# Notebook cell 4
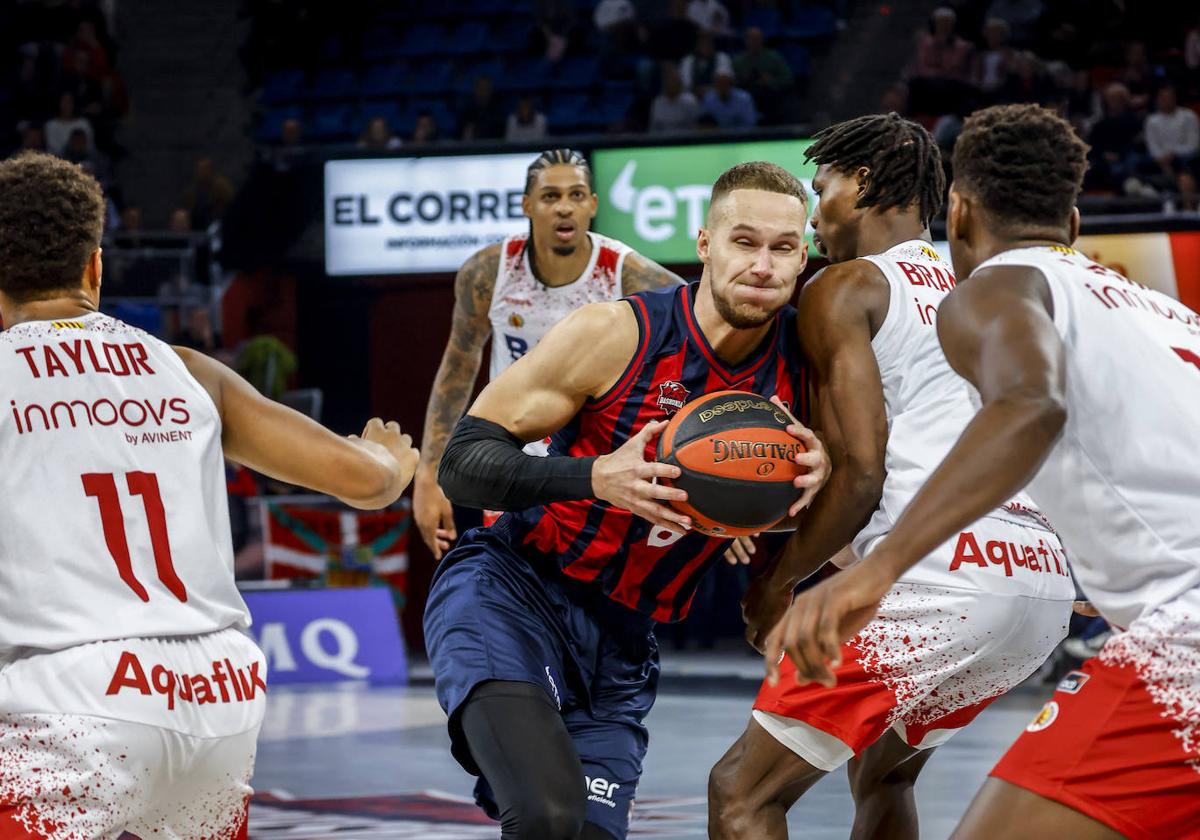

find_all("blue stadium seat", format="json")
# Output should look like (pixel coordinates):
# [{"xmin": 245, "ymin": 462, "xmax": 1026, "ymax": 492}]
[
  {"xmin": 362, "ymin": 63, "xmax": 409, "ymax": 99},
  {"xmin": 256, "ymin": 105, "xmax": 304, "ymax": 142},
  {"xmin": 779, "ymin": 43, "xmax": 811, "ymax": 76},
  {"xmin": 407, "ymin": 61, "xmax": 454, "ymax": 95},
  {"xmin": 493, "ymin": 19, "xmax": 535, "ymax": 53},
  {"xmin": 598, "ymin": 92, "xmax": 634, "ymax": 125},
  {"xmin": 454, "ymin": 60, "xmax": 505, "ymax": 94},
  {"xmin": 261, "ymin": 69, "xmax": 305, "ymax": 105},
  {"xmin": 785, "ymin": 7, "xmax": 837, "ymax": 40},
  {"xmin": 308, "ymin": 104, "xmax": 355, "ymax": 140},
  {"xmin": 549, "ymin": 56, "xmax": 600, "ymax": 90},
  {"xmin": 547, "ymin": 94, "xmax": 591, "ymax": 134},
  {"xmin": 445, "ymin": 21, "xmax": 490, "ymax": 55},
  {"xmin": 743, "ymin": 6, "xmax": 782, "ymax": 38},
  {"xmin": 401, "ymin": 23, "xmax": 447, "ymax": 58},
  {"xmin": 306, "ymin": 68, "xmax": 359, "ymax": 102},
  {"xmin": 498, "ymin": 57, "xmax": 552, "ymax": 93},
  {"xmin": 362, "ymin": 26, "xmax": 404, "ymax": 61}
]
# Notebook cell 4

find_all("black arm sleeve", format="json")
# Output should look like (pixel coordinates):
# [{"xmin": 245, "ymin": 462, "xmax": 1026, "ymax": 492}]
[{"xmin": 437, "ymin": 415, "xmax": 597, "ymax": 511}]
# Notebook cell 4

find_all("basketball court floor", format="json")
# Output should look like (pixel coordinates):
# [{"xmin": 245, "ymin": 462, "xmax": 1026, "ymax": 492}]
[{"xmin": 249, "ymin": 650, "xmax": 1051, "ymax": 838}]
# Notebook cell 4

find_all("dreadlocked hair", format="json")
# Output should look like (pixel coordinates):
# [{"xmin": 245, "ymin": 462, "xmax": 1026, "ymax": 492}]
[
  {"xmin": 952, "ymin": 104, "xmax": 1088, "ymax": 232},
  {"xmin": 805, "ymin": 112, "xmax": 945, "ymax": 227},
  {"xmin": 524, "ymin": 148, "xmax": 592, "ymax": 195}
]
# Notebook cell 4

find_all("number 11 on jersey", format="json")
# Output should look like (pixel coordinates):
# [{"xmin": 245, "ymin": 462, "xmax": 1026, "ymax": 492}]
[{"xmin": 82, "ymin": 471, "xmax": 187, "ymax": 603}]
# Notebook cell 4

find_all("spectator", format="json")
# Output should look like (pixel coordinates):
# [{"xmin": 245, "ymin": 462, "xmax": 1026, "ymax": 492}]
[
  {"xmin": 410, "ymin": 112, "xmax": 440, "ymax": 148},
  {"xmin": 680, "ymin": 30, "xmax": 733, "ymax": 96},
  {"xmin": 536, "ymin": 0, "xmax": 574, "ymax": 62},
  {"xmin": 169, "ymin": 208, "xmax": 194, "ymax": 234},
  {"xmin": 61, "ymin": 127, "xmax": 111, "ymax": 185},
  {"xmin": 908, "ymin": 7, "xmax": 973, "ymax": 116},
  {"xmin": 999, "ymin": 51, "xmax": 1053, "ymax": 106},
  {"xmin": 973, "ymin": 18, "xmax": 1016, "ymax": 98},
  {"xmin": 644, "ymin": 0, "xmax": 700, "ymax": 64},
  {"xmin": 880, "ymin": 82, "xmax": 909, "ymax": 115},
  {"xmin": 1086, "ymin": 83, "xmax": 1147, "ymax": 194},
  {"xmin": 687, "ymin": 0, "xmax": 732, "ymax": 36},
  {"xmin": 1145, "ymin": 86, "xmax": 1199, "ymax": 191},
  {"xmin": 357, "ymin": 115, "xmax": 401, "ymax": 150},
  {"xmin": 506, "ymin": 96, "xmax": 548, "ymax": 142},
  {"xmin": 62, "ymin": 20, "xmax": 111, "ymax": 79},
  {"xmin": 649, "ymin": 65, "xmax": 700, "ymax": 133},
  {"xmin": 701, "ymin": 70, "xmax": 758, "ymax": 129},
  {"xmin": 459, "ymin": 76, "xmax": 507, "ymax": 141},
  {"xmin": 180, "ymin": 157, "xmax": 235, "ymax": 229},
  {"xmin": 593, "ymin": 0, "xmax": 635, "ymax": 33},
  {"xmin": 1187, "ymin": 15, "xmax": 1200, "ymax": 98},
  {"xmin": 281, "ymin": 118, "xmax": 303, "ymax": 147},
  {"xmin": 120, "ymin": 205, "xmax": 143, "ymax": 234},
  {"xmin": 1119, "ymin": 41, "xmax": 1157, "ymax": 104},
  {"xmin": 1063, "ymin": 67, "xmax": 1101, "ymax": 135},
  {"xmin": 912, "ymin": 7, "xmax": 972, "ymax": 83},
  {"xmin": 733, "ymin": 26, "xmax": 793, "ymax": 122},
  {"xmin": 985, "ymin": 0, "xmax": 1043, "ymax": 45},
  {"xmin": 44, "ymin": 93, "xmax": 94, "ymax": 157},
  {"xmin": 19, "ymin": 124, "xmax": 47, "ymax": 152}
]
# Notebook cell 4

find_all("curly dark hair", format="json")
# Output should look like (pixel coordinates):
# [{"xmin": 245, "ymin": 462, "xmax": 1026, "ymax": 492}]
[
  {"xmin": 0, "ymin": 152, "xmax": 105, "ymax": 302},
  {"xmin": 804, "ymin": 112, "xmax": 944, "ymax": 228},
  {"xmin": 952, "ymin": 104, "xmax": 1089, "ymax": 232}
]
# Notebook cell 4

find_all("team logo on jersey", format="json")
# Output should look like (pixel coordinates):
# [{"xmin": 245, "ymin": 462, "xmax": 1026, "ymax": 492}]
[
  {"xmin": 919, "ymin": 245, "xmax": 941, "ymax": 261},
  {"xmin": 508, "ymin": 313, "xmax": 525, "ymax": 328},
  {"xmin": 50, "ymin": 320, "xmax": 87, "ymax": 329},
  {"xmin": 1056, "ymin": 671, "xmax": 1090, "ymax": 695},
  {"xmin": 1026, "ymin": 701, "xmax": 1059, "ymax": 732},
  {"xmin": 656, "ymin": 381, "xmax": 690, "ymax": 414}
]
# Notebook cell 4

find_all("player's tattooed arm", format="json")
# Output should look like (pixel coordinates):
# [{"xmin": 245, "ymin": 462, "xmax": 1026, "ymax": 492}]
[
  {"xmin": 620, "ymin": 251, "xmax": 685, "ymax": 294},
  {"xmin": 175, "ymin": 347, "xmax": 418, "ymax": 509},
  {"xmin": 414, "ymin": 244, "xmax": 499, "ymax": 558}
]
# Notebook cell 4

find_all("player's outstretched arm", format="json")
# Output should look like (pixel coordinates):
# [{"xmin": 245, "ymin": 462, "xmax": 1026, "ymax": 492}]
[
  {"xmin": 742, "ymin": 263, "xmax": 889, "ymax": 651},
  {"xmin": 438, "ymin": 301, "xmax": 693, "ymax": 531},
  {"xmin": 414, "ymin": 245, "xmax": 499, "ymax": 558},
  {"xmin": 176, "ymin": 347, "xmax": 418, "ymax": 510},
  {"xmin": 764, "ymin": 264, "xmax": 1068, "ymax": 687},
  {"xmin": 620, "ymin": 251, "xmax": 685, "ymax": 294}
]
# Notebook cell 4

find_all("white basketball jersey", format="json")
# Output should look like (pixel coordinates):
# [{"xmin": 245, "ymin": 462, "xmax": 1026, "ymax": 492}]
[
  {"xmin": 971, "ymin": 245, "xmax": 1200, "ymax": 627},
  {"xmin": 488, "ymin": 230, "xmax": 629, "ymax": 381},
  {"xmin": 854, "ymin": 241, "xmax": 1073, "ymax": 599},
  {"xmin": 0, "ymin": 314, "xmax": 249, "ymax": 662}
]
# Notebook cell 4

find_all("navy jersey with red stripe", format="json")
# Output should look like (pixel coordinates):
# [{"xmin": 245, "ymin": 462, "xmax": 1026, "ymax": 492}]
[{"xmin": 505, "ymin": 282, "xmax": 808, "ymax": 623}]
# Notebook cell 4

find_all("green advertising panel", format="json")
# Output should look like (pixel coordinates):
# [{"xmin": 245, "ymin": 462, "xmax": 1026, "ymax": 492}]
[{"xmin": 592, "ymin": 139, "xmax": 817, "ymax": 263}]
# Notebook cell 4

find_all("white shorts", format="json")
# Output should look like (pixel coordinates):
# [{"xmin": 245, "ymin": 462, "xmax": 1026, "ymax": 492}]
[
  {"xmin": 754, "ymin": 582, "xmax": 1073, "ymax": 770},
  {"xmin": 0, "ymin": 627, "xmax": 265, "ymax": 839}
]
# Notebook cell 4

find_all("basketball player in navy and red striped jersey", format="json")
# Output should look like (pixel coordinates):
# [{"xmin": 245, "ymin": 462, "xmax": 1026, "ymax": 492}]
[
  {"xmin": 413, "ymin": 149, "xmax": 682, "ymax": 561},
  {"xmin": 424, "ymin": 162, "xmax": 829, "ymax": 840}
]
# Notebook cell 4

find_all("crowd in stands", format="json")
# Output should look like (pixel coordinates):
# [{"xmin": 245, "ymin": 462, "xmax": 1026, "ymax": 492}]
[
  {"xmin": 894, "ymin": 2, "xmax": 1200, "ymax": 209},
  {"xmin": 249, "ymin": 0, "xmax": 836, "ymax": 148},
  {"xmin": 2, "ymin": 1, "xmax": 126, "ymax": 216}
]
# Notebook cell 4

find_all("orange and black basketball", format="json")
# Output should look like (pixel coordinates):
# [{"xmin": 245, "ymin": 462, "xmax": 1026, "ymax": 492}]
[{"xmin": 656, "ymin": 390, "xmax": 806, "ymax": 538}]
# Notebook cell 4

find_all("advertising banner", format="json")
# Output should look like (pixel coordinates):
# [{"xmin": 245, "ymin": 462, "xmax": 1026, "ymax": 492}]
[
  {"xmin": 592, "ymin": 139, "xmax": 817, "ymax": 263},
  {"xmin": 325, "ymin": 153, "xmax": 534, "ymax": 275},
  {"xmin": 243, "ymin": 587, "xmax": 407, "ymax": 685}
]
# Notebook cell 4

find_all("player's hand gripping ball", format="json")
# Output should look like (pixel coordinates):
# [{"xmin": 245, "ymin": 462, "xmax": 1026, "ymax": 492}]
[{"xmin": 655, "ymin": 390, "xmax": 807, "ymax": 537}]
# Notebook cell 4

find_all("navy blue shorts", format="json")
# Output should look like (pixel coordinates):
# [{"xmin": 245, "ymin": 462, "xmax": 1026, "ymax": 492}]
[{"xmin": 423, "ymin": 521, "xmax": 660, "ymax": 840}]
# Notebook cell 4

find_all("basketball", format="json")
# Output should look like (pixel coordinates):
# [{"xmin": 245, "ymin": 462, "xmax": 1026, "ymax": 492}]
[{"xmin": 656, "ymin": 390, "xmax": 807, "ymax": 537}]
